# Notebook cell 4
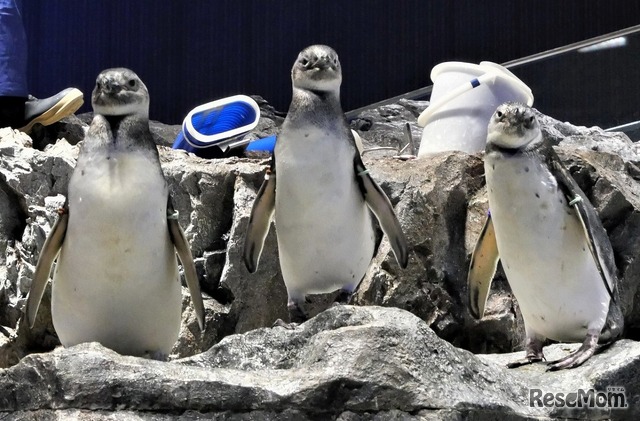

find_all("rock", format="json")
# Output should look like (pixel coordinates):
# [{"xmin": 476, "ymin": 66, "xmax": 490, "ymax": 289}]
[
  {"xmin": 353, "ymin": 152, "xmax": 491, "ymax": 350},
  {"xmin": 246, "ymin": 95, "xmax": 285, "ymax": 141},
  {"xmin": 350, "ymin": 99, "xmax": 427, "ymax": 154},
  {"xmin": 1, "ymin": 306, "xmax": 637, "ymax": 420},
  {"xmin": 2, "ymin": 95, "xmax": 640, "ymax": 418},
  {"xmin": 535, "ymin": 109, "xmax": 640, "ymax": 164},
  {"xmin": 27, "ymin": 114, "xmax": 87, "ymax": 150},
  {"xmin": 150, "ymin": 120, "xmax": 182, "ymax": 148}
]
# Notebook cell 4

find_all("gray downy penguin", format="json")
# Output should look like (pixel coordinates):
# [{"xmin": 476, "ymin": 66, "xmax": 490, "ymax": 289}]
[
  {"xmin": 468, "ymin": 102, "xmax": 623, "ymax": 370},
  {"xmin": 26, "ymin": 68, "xmax": 205, "ymax": 359},
  {"xmin": 244, "ymin": 45, "xmax": 408, "ymax": 323}
]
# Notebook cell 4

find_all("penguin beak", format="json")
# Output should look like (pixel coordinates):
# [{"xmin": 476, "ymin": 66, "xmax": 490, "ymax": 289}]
[
  {"xmin": 99, "ymin": 78, "xmax": 122, "ymax": 95},
  {"xmin": 311, "ymin": 55, "xmax": 338, "ymax": 71},
  {"xmin": 314, "ymin": 56, "xmax": 331, "ymax": 69}
]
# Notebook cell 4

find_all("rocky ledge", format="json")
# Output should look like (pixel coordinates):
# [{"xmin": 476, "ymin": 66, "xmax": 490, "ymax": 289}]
[
  {"xmin": 1, "ymin": 305, "xmax": 639, "ymax": 420},
  {"xmin": 1, "ymin": 96, "xmax": 640, "ymax": 419}
]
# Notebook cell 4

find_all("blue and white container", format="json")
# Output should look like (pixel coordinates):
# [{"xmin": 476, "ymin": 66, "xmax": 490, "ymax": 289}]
[{"xmin": 173, "ymin": 94, "xmax": 260, "ymax": 154}]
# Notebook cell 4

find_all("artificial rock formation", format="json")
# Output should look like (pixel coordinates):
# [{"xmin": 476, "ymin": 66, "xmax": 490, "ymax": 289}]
[
  {"xmin": 1, "ymin": 96, "xmax": 640, "ymax": 419},
  {"xmin": 1, "ymin": 305, "xmax": 639, "ymax": 420}
]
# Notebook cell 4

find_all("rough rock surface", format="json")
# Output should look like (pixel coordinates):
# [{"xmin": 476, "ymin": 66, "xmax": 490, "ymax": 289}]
[
  {"xmin": 1, "ymin": 96, "xmax": 640, "ymax": 418},
  {"xmin": 1, "ymin": 305, "xmax": 638, "ymax": 420}
]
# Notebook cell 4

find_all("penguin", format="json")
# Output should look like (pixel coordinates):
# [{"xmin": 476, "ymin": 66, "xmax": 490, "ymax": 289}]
[
  {"xmin": 468, "ymin": 102, "xmax": 623, "ymax": 370},
  {"xmin": 26, "ymin": 68, "xmax": 205, "ymax": 359},
  {"xmin": 243, "ymin": 45, "xmax": 408, "ymax": 323}
]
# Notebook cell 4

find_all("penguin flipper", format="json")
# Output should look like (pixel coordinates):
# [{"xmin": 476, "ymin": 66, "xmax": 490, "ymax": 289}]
[
  {"xmin": 354, "ymin": 157, "xmax": 408, "ymax": 268},
  {"xmin": 467, "ymin": 213, "xmax": 500, "ymax": 319},
  {"xmin": 243, "ymin": 169, "xmax": 276, "ymax": 273},
  {"xmin": 546, "ymin": 150, "xmax": 617, "ymax": 302},
  {"xmin": 571, "ymin": 201, "xmax": 616, "ymax": 301},
  {"xmin": 27, "ymin": 206, "xmax": 69, "ymax": 328},
  {"xmin": 167, "ymin": 199, "xmax": 205, "ymax": 331}
]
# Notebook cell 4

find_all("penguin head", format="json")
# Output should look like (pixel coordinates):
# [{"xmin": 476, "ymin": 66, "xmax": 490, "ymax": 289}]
[
  {"xmin": 92, "ymin": 68, "xmax": 149, "ymax": 118},
  {"xmin": 487, "ymin": 102, "xmax": 541, "ymax": 150},
  {"xmin": 291, "ymin": 45, "xmax": 342, "ymax": 93}
]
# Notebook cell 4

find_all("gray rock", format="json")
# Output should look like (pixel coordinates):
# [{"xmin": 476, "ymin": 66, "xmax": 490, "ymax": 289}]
[
  {"xmin": 27, "ymin": 114, "xmax": 87, "ymax": 150},
  {"xmin": 150, "ymin": 120, "xmax": 182, "ymax": 148},
  {"xmin": 246, "ymin": 95, "xmax": 285, "ymax": 141},
  {"xmin": 351, "ymin": 99, "xmax": 427, "ymax": 153},
  {"xmin": 218, "ymin": 174, "xmax": 288, "ymax": 332},
  {"xmin": 1, "ymin": 305, "xmax": 637, "ymax": 420},
  {"xmin": 353, "ymin": 152, "xmax": 489, "ymax": 350},
  {"xmin": 2, "ymin": 96, "xmax": 640, "ymax": 419}
]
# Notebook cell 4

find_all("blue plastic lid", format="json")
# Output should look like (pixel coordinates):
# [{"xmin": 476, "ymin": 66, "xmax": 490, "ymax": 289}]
[{"xmin": 245, "ymin": 135, "xmax": 277, "ymax": 152}]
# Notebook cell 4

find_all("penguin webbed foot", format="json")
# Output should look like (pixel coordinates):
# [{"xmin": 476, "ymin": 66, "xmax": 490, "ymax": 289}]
[
  {"xmin": 506, "ymin": 354, "xmax": 545, "ymax": 369},
  {"xmin": 144, "ymin": 350, "xmax": 169, "ymax": 361},
  {"xmin": 288, "ymin": 300, "xmax": 309, "ymax": 324},
  {"xmin": 271, "ymin": 298, "xmax": 308, "ymax": 329},
  {"xmin": 272, "ymin": 318, "xmax": 298, "ymax": 330},
  {"xmin": 546, "ymin": 331, "xmax": 599, "ymax": 371},
  {"xmin": 507, "ymin": 336, "xmax": 545, "ymax": 368}
]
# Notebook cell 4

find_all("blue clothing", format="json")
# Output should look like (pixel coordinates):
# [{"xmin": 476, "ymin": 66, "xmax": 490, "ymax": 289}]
[{"xmin": 0, "ymin": 0, "xmax": 27, "ymax": 97}]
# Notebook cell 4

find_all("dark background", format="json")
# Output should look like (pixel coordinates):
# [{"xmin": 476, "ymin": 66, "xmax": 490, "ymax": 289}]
[{"xmin": 21, "ymin": 1, "xmax": 640, "ymax": 128}]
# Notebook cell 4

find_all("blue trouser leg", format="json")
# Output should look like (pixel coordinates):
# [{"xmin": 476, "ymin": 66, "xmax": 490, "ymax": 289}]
[{"xmin": 0, "ymin": 0, "xmax": 27, "ymax": 97}]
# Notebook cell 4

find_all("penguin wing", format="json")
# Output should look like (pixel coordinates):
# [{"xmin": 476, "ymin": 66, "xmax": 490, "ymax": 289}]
[
  {"xmin": 243, "ymin": 167, "xmax": 276, "ymax": 273},
  {"xmin": 354, "ymin": 156, "xmax": 409, "ymax": 268},
  {"xmin": 26, "ymin": 206, "xmax": 69, "ymax": 328},
  {"xmin": 351, "ymin": 129, "xmax": 364, "ymax": 155},
  {"xmin": 467, "ymin": 213, "xmax": 500, "ymax": 319},
  {"xmin": 167, "ymin": 198, "xmax": 205, "ymax": 331},
  {"xmin": 546, "ymin": 148, "xmax": 618, "ymax": 301}
]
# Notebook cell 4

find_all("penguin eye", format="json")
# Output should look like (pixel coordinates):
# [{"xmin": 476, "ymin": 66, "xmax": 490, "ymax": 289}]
[
  {"xmin": 528, "ymin": 116, "xmax": 535, "ymax": 124},
  {"xmin": 96, "ymin": 82, "xmax": 102, "ymax": 90},
  {"xmin": 128, "ymin": 79, "xmax": 137, "ymax": 88},
  {"xmin": 496, "ymin": 111, "xmax": 503, "ymax": 118},
  {"xmin": 300, "ymin": 58, "xmax": 309, "ymax": 67}
]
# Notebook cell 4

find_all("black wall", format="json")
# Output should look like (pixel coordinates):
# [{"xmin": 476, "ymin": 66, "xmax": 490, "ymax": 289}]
[{"xmin": 22, "ymin": 1, "xmax": 640, "ymax": 125}]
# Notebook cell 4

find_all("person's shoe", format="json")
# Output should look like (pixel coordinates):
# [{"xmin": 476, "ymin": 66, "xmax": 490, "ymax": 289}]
[{"xmin": 19, "ymin": 87, "xmax": 84, "ymax": 133}]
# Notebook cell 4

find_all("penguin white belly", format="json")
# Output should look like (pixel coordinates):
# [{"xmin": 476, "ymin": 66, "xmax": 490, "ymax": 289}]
[
  {"xmin": 52, "ymin": 151, "xmax": 182, "ymax": 356},
  {"xmin": 485, "ymin": 154, "xmax": 610, "ymax": 342},
  {"xmin": 275, "ymin": 128, "xmax": 375, "ymax": 296}
]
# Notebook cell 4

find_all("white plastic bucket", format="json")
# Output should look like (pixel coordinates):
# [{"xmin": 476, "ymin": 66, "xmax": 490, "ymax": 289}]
[{"xmin": 417, "ymin": 61, "xmax": 534, "ymax": 156}]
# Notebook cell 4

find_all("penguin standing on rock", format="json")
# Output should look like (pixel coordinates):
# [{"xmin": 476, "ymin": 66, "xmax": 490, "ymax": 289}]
[
  {"xmin": 244, "ymin": 45, "xmax": 408, "ymax": 323},
  {"xmin": 26, "ymin": 68, "xmax": 205, "ymax": 359},
  {"xmin": 468, "ymin": 102, "xmax": 623, "ymax": 370}
]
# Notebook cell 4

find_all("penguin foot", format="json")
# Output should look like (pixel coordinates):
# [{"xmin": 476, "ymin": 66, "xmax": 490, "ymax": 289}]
[
  {"xmin": 546, "ymin": 331, "xmax": 599, "ymax": 371},
  {"xmin": 506, "ymin": 355, "xmax": 545, "ymax": 369},
  {"xmin": 288, "ymin": 300, "xmax": 309, "ymax": 324},
  {"xmin": 144, "ymin": 350, "xmax": 169, "ymax": 361},
  {"xmin": 272, "ymin": 319, "xmax": 299, "ymax": 330},
  {"xmin": 334, "ymin": 288, "xmax": 353, "ymax": 304},
  {"xmin": 507, "ymin": 334, "xmax": 545, "ymax": 368}
]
